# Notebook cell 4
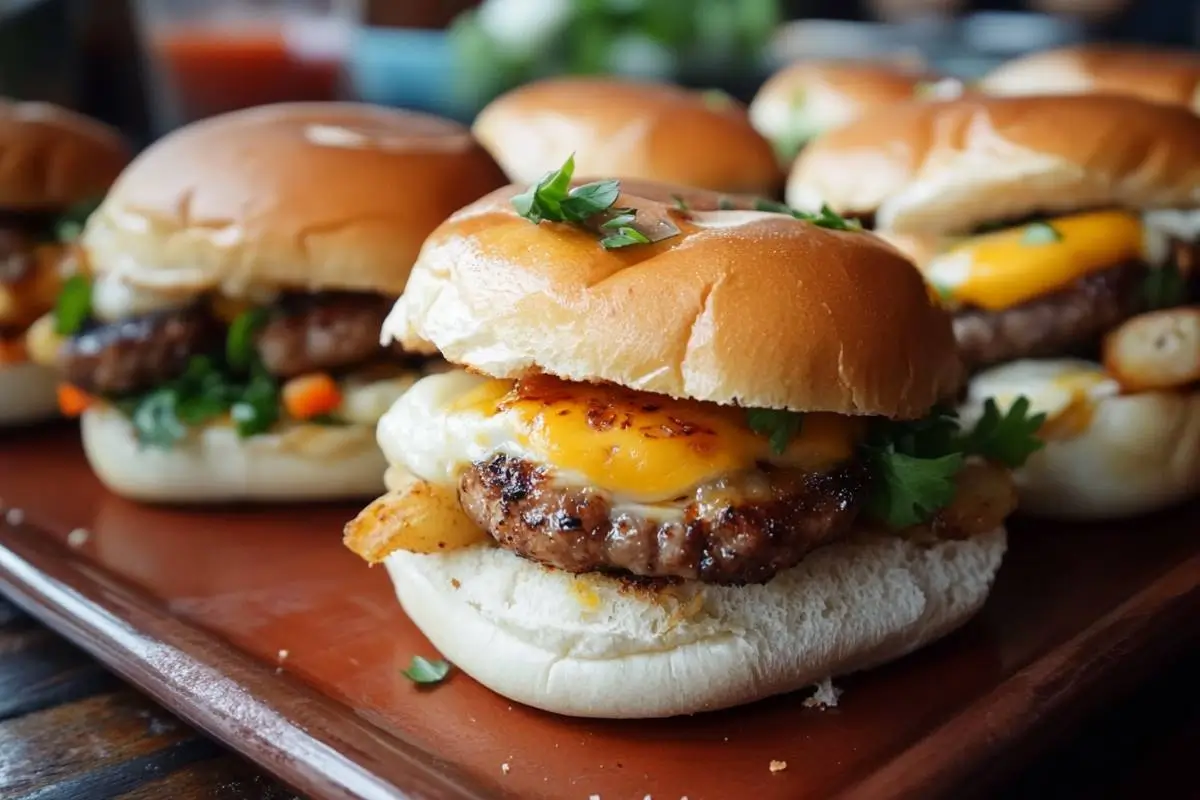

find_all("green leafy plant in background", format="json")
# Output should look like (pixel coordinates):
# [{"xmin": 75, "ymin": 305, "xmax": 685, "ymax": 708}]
[{"xmin": 449, "ymin": 0, "xmax": 781, "ymax": 110}]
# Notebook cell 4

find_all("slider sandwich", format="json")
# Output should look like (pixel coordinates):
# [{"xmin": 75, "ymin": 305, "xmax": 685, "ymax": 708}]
[
  {"xmin": 981, "ymin": 44, "xmax": 1200, "ymax": 113},
  {"xmin": 472, "ymin": 78, "xmax": 782, "ymax": 197},
  {"xmin": 788, "ymin": 95, "xmax": 1200, "ymax": 518},
  {"xmin": 344, "ymin": 155, "xmax": 1041, "ymax": 718},
  {"xmin": 0, "ymin": 100, "xmax": 129, "ymax": 425},
  {"xmin": 28, "ymin": 103, "xmax": 507, "ymax": 502},
  {"xmin": 749, "ymin": 60, "xmax": 963, "ymax": 165}
]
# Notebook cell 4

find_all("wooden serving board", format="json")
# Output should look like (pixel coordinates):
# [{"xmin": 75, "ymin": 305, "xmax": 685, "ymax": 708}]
[{"xmin": 0, "ymin": 423, "xmax": 1196, "ymax": 800}]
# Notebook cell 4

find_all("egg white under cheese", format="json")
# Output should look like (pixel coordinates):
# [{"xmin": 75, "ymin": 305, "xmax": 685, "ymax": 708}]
[
  {"xmin": 378, "ymin": 370, "xmax": 865, "ymax": 507},
  {"xmin": 961, "ymin": 358, "xmax": 1121, "ymax": 440}
]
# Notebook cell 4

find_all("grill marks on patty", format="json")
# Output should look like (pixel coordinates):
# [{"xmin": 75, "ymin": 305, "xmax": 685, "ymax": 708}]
[
  {"xmin": 459, "ymin": 454, "xmax": 869, "ymax": 585},
  {"xmin": 61, "ymin": 291, "xmax": 397, "ymax": 395},
  {"xmin": 954, "ymin": 261, "xmax": 1146, "ymax": 370}
]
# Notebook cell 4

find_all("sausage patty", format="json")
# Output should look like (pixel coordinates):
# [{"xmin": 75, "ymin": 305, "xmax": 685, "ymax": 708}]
[
  {"xmin": 61, "ymin": 306, "xmax": 222, "ymax": 394},
  {"xmin": 61, "ymin": 292, "xmax": 397, "ymax": 395},
  {"xmin": 458, "ymin": 454, "xmax": 869, "ymax": 585},
  {"xmin": 954, "ymin": 261, "xmax": 1144, "ymax": 370},
  {"xmin": 254, "ymin": 292, "xmax": 393, "ymax": 379}
]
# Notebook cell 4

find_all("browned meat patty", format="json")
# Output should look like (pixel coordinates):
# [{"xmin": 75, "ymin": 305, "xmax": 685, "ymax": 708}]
[
  {"xmin": 954, "ymin": 261, "xmax": 1144, "ymax": 370},
  {"xmin": 458, "ymin": 454, "xmax": 869, "ymax": 585},
  {"xmin": 253, "ymin": 292, "xmax": 393, "ymax": 379},
  {"xmin": 61, "ymin": 306, "xmax": 223, "ymax": 395}
]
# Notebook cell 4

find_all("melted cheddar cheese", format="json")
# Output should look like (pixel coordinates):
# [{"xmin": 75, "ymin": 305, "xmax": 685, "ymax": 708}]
[{"xmin": 926, "ymin": 211, "xmax": 1144, "ymax": 311}]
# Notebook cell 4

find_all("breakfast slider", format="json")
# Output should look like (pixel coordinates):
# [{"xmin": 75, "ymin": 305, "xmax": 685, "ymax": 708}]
[
  {"xmin": 28, "ymin": 103, "xmax": 507, "ymax": 503},
  {"xmin": 472, "ymin": 77, "xmax": 781, "ymax": 196},
  {"xmin": 749, "ymin": 60, "xmax": 963, "ymax": 165},
  {"xmin": 788, "ymin": 95, "xmax": 1200, "ymax": 518},
  {"xmin": 344, "ymin": 157, "xmax": 1041, "ymax": 718},
  {"xmin": 0, "ymin": 100, "xmax": 129, "ymax": 425},
  {"xmin": 980, "ymin": 44, "xmax": 1200, "ymax": 112}
]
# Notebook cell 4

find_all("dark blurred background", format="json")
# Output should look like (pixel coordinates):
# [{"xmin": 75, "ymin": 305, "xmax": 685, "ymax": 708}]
[{"xmin": 2, "ymin": 0, "xmax": 1195, "ymax": 147}]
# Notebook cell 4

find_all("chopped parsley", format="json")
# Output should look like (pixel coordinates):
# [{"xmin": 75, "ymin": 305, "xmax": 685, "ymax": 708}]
[
  {"xmin": 751, "ymin": 198, "xmax": 863, "ymax": 231},
  {"xmin": 1142, "ymin": 263, "xmax": 1188, "ymax": 311},
  {"xmin": 54, "ymin": 274, "xmax": 92, "ymax": 335},
  {"xmin": 402, "ymin": 655, "xmax": 451, "ymax": 685},
  {"xmin": 746, "ymin": 408, "xmax": 804, "ymax": 455},
  {"xmin": 860, "ymin": 400, "xmax": 1045, "ymax": 528},
  {"xmin": 512, "ymin": 154, "xmax": 673, "ymax": 249},
  {"xmin": 1020, "ymin": 221, "xmax": 1063, "ymax": 245}
]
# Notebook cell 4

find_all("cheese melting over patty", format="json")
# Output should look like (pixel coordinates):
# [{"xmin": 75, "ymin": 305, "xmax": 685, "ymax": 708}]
[{"xmin": 377, "ymin": 370, "xmax": 864, "ymax": 505}]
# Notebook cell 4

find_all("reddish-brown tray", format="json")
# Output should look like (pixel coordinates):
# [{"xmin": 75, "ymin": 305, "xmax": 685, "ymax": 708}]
[{"xmin": 0, "ymin": 423, "xmax": 1197, "ymax": 800}]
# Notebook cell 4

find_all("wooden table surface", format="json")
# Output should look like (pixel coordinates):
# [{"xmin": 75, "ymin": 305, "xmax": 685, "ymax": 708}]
[{"xmin": 0, "ymin": 591, "xmax": 1194, "ymax": 800}]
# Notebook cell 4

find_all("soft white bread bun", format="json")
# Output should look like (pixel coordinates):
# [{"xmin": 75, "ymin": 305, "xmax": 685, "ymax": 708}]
[
  {"xmin": 981, "ymin": 45, "xmax": 1200, "ymax": 113},
  {"xmin": 80, "ymin": 406, "xmax": 386, "ymax": 503},
  {"xmin": 386, "ymin": 527, "xmax": 1006, "ymax": 718},
  {"xmin": 81, "ymin": 103, "xmax": 507, "ymax": 297},
  {"xmin": 0, "ymin": 99, "xmax": 129, "ymax": 209},
  {"xmin": 384, "ymin": 185, "xmax": 963, "ymax": 419},
  {"xmin": 472, "ymin": 78, "xmax": 782, "ymax": 196},
  {"xmin": 749, "ymin": 61, "xmax": 955, "ymax": 161},
  {"xmin": 0, "ymin": 361, "xmax": 58, "ymax": 425},
  {"xmin": 786, "ymin": 95, "xmax": 1200, "ymax": 235},
  {"xmin": 961, "ymin": 359, "xmax": 1200, "ymax": 520}
]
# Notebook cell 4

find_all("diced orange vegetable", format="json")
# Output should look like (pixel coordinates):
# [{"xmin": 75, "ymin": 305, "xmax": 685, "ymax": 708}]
[
  {"xmin": 282, "ymin": 373, "xmax": 342, "ymax": 420},
  {"xmin": 57, "ymin": 384, "xmax": 94, "ymax": 417},
  {"xmin": 0, "ymin": 338, "xmax": 26, "ymax": 364}
]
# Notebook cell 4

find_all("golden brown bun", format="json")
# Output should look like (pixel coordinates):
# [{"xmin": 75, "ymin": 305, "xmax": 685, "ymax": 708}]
[
  {"xmin": 383, "ymin": 185, "xmax": 962, "ymax": 418},
  {"xmin": 981, "ymin": 45, "xmax": 1200, "ymax": 113},
  {"xmin": 749, "ymin": 62, "xmax": 960, "ymax": 159},
  {"xmin": 786, "ymin": 95, "xmax": 1200, "ymax": 234},
  {"xmin": 0, "ymin": 99, "xmax": 129, "ymax": 210},
  {"xmin": 82, "ymin": 103, "xmax": 508, "ymax": 296},
  {"xmin": 472, "ymin": 78, "xmax": 782, "ymax": 196}
]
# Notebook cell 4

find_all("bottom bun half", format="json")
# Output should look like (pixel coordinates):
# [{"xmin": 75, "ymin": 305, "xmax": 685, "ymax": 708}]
[
  {"xmin": 1009, "ymin": 391, "xmax": 1200, "ymax": 520},
  {"xmin": 0, "ymin": 362, "xmax": 59, "ymax": 426},
  {"xmin": 81, "ymin": 406, "xmax": 386, "ymax": 503},
  {"xmin": 385, "ymin": 527, "xmax": 1007, "ymax": 718}
]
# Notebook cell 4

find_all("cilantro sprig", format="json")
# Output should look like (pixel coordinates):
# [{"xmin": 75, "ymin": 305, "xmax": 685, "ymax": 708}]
[
  {"xmin": 745, "ymin": 398, "xmax": 1045, "ymax": 528},
  {"xmin": 54, "ymin": 274, "xmax": 92, "ymax": 335},
  {"xmin": 512, "ymin": 154, "xmax": 669, "ymax": 250},
  {"xmin": 861, "ymin": 400, "xmax": 1046, "ymax": 528},
  {"xmin": 55, "ymin": 197, "xmax": 102, "ymax": 244}
]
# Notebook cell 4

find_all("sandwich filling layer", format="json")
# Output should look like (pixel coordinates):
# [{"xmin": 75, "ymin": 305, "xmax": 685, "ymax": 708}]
[
  {"xmin": 350, "ymin": 371, "xmax": 1021, "ymax": 585},
  {"xmin": 920, "ymin": 209, "xmax": 1198, "ymax": 369}
]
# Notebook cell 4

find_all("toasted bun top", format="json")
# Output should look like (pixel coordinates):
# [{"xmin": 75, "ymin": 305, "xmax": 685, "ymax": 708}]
[
  {"xmin": 82, "ymin": 103, "xmax": 507, "ymax": 296},
  {"xmin": 472, "ymin": 78, "xmax": 782, "ymax": 196},
  {"xmin": 383, "ymin": 185, "xmax": 962, "ymax": 418},
  {"xmin": 981, "ymin": 45, "xmax": 1200, "ymax": 112},
  {"xmin": 749, "ymin": 62, "xmax": 959, "ymax": 157},
  {"xmin": 0, "ymin": 99, "xmax": 129, "ymax": 210},
  {"xmin": 787, "ymin": 94, "xmax": 1200, "ymax": 234}
]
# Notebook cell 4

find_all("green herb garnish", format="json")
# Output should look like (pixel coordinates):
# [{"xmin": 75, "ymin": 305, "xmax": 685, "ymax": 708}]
[
  {"xmin": 701, "ymin": 88, "xmax": 735, "ymax": 110},
  {"xmin": 226, "ymin": 308, "xmax": 269, "ymax": 372},
  {"xmin": 512, "ymin": 154, "xmax": 672, "ymax": 250},
  {"xmin": 861, "ymin": 399, "xmax": 1045, "ymax": 528},
  {"xmin": 751, "ymin": 198, "xmax": 863, "ymax": 231},
  {"xmin": 671, "ymin": 194, "xmax": 691, "ymax": 212},
  {"xmin": 1142, "ymin": 263, "xmax": 1188, "ymax": 311},
  {"xmin": 402, "ymin": 655, "xmax": 451, "ymax": 685},
  {"xmin": 55, "ymin": 198, "xmax": 102, "ymax": 244},
  {"xmin": 746, "ymin": 408, "xmax": 804, "ymax": 455},
  {"xmin": 123, "ymin": 355, "xmax": 282, "ymax": 448},
  {"xmin": 717, "ymin": 196, "xmax": 737, "ymax": 211},
  {"xmin": 54, "ymin": 274, "xmax": 92, "ymax": 335},
  {"xmin": 1020, "ymin": 221, "xmax": 1063, "ymax": 245}
]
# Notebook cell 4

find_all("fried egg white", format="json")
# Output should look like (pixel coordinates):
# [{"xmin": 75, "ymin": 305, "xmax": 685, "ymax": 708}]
[{"xmin": 960, "ymin": 358, "xmax": 1121, "ymax": 440}]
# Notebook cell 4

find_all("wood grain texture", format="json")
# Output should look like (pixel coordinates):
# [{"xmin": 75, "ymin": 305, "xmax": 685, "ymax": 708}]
[{"xmin": 0, "ymin": 425, "xmax": 1197, "ymax": 800}]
